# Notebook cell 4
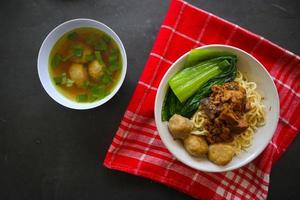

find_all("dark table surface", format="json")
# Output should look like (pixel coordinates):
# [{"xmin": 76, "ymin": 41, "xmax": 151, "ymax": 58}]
[{"xmin": 1, "ymin": 0, "xmax": 300, "ymax": 199}]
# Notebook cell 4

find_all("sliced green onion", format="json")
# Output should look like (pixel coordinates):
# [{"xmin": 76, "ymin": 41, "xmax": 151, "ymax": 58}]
[
  {"xmin": 85, "ymin": 54, "xmax": 95, "ymax": 62},
  {"xmin": 95, "ymin": 41, "xmax": 107, "ymax": 51},
  {"xmin": 67, "ymin": 32, "xmax": 78, "ymax": 40},
  {"xmin": 76, "ymin": 94, "xmax": 88, "ymax": 102},
  {"xmin": 73, "ymin": 46, "xmax": 83, "ymax": 57},
  {"xmin": 91, "ymin": 86, "xmax": 108, "ymax": 99},
  {"xmin": 51, "ymin": 54, "xmax": 62, "ymax": 68},
  {"xmin": 95, "ymin": 51, "xmax": 105, "ymax": 66},
  {"xmin": 101, "ymin": 74, "xmax": 112, "ymax": 84}
]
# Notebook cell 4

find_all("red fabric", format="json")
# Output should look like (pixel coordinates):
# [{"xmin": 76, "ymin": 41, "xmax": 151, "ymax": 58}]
[{"xmin": 104, "ymin": 0, "xmax": 300, "ymax": 199}]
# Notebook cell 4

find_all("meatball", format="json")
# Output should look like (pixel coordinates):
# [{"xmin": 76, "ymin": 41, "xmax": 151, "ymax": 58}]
[
  {"xmin": 88, "ymin": 60, "xmax": 104, "ymax": 80},
  {"xmin": 208, "ymin": 144, "xmax": 235, "ymax": 166},
  {"xmin": 70, "ymin": 45, "xmax": 93, "ymax": 64},
  {"xmin": 68, "ymin": 63, "xmax": 88, "ymax": 87},
  {"xmin": 168, "ymin": 114, "xmax": 193, "ymax": 140},
  {"xmin": 184, "ymin": 135, "xmax": 208, "ymax": 157}
]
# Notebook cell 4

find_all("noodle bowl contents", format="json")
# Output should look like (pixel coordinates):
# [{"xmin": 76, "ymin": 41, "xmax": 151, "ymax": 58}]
[{"xmin": 162, "ymin": 49, "xmax": 266, "ymax": 166}]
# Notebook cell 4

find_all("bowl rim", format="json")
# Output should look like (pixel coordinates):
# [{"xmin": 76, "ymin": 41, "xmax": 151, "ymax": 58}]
[
  {"xmin": 37, "ymin": 18, "xmax": 127, "ymax": 110},
  {"xmin": 154, "ymin": 44, "xmax": 280, "ymax": 172}
]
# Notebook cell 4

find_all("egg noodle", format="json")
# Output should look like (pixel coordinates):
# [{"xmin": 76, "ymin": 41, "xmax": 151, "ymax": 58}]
[{"xmin": 191, "ymin": 71, "xmax": 266, "ymax": 153}]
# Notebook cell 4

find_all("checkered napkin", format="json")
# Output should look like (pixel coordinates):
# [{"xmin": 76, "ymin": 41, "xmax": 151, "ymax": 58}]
[{"xmin": 104, "ymin": 0, "xmax": 300, "ymax": 199}]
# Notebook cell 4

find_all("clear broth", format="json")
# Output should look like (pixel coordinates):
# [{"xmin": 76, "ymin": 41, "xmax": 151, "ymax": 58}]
[{"xmin": 49, "ymin": 27, "xmax": 122, "ymax": 102}]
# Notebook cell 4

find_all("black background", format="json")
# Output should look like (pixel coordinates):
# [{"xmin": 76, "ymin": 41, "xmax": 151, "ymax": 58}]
[{"xmin": 1, "ymin": 0, "xmax": 300, "ymax": 199}]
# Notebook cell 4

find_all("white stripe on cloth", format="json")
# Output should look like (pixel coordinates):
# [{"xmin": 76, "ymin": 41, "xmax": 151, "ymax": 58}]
[
  {"xmin": 269, "ymin": 141, "xmax": 280, "ymax": 154},
  {"xmin": 116, "ymin": 146, "xmax": 217, "ymax": 192},
  {"xmin": 138, "ymin": 81, "xmax": 158, "ymax": 91},
  {"xmin": 108, "ymin": 127, "xmax": 129, "ymax": 153},
  {"xmin": 121, "ymin": 120, "xmax": 156, "ymax": 136},
  {"xmin": 225, "ymin": 25, "xmax": 238, "ymax": 45},
  {"xmin": 116, "ymin": 148, "xmax": 173, "ymax": 175},
  {"xmin": 193, "ymin": 13, "xmax": 212, "ymax": 47},
  {"xmin": 234, "ymin": 168, "xmax": 269, "ymax": 199},
  {"xmin": 279, "ymin": 116, "xmax": 298, "ymax": 131},
  {"xmin": 250, "ymin": 37, "xmax": 265, "ymax": 54},
  {"xmin": 134, "ymin": 1, "xmax": 187, "ymax": 175},
  {"xmin": 223, "ymin": 171, "xmax": 244, "ymax": 199},
  {"xmin": 276, "ymin": 56, "xmax": 298, "ymax": 82},
  {"xmin": 270, "ymin": 50, "xmax": 294, "ymax": 79},
  {"xmin": 215, "ymin": 187, "xmax": 226, "ymax": 198},
  {"xmin": 118, "ymin": 125, "xmax": 165, "ymax": 150},
  {"xmin": 150, "ymin": 52, "xmax": 174, "ymax": 66},
  {"xmin": 150, "ymin": 53, "xmax": 174, "ymax": 65},
  {"xmin": 272, "ymin": 76, "xmax": 300, "ymax": 98},
  {"xmin": 277, "ymin": 71, "xmax": 299, "ymax": 119},
  {"xmin": 124, "ymin": 110, "xmax": 157, "ymax": 127},
  {"xmin": 184, "ymin": 172, "xmax": 199, "ymax": 191},
  {"xmin": 109, "ymin": 64, "xmax": 159, "ymax": 164},
  {"xmin": 161, "ymin": 25, "xmax": 204, "ymax": 45},
  {"xmin": 112, "ymin": 135, "xmax": 172, "ymax": 159},
  {"xmin": 161, "ymin": 157, "xmax": 176, "ymax": 182},
  {"xmin": 228, "ymin": 167, "xmax": 268, "ymax": 196},
  {"xmin": 247, "ymin": 163, "xmax": 270, "ymax": 183}
]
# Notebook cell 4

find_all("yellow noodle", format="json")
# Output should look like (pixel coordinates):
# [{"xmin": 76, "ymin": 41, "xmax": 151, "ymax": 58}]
[
  {"xmin": 191, "ymin": 71, "xmax": 266, "ymax": 153},
  {"xmin": 191, "ymin": 110, "xmax": 210, "ymax": 136}
]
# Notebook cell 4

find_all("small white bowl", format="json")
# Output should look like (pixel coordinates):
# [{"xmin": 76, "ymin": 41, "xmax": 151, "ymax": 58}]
[
  {"xmin": 154, "ymin": 44, "xmax": 279, "ymax": 172},
  {"xmin": 37, "ymin": 18, "xmax": 127, "ymax": 110}
]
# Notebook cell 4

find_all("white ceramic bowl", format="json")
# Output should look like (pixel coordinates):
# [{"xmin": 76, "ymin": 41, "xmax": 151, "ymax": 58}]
[
  {"xmin": 38, "ymin": 18, "xmax": 127, "ymax": 109},
  {"xmin": 154, "ymin": 44, "xmax": 279, "ymax": 172}
]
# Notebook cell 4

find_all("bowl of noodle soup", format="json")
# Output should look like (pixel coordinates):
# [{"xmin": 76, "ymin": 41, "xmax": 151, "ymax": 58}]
[{"xmin": 154, "ymin": 44, "xmax": 279, "ymax": 172}]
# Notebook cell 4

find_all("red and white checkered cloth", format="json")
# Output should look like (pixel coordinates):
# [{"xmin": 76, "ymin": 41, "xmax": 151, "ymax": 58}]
[{"xmin": 104, "ymin": 0, "xmax": 300, "ymax": 199}]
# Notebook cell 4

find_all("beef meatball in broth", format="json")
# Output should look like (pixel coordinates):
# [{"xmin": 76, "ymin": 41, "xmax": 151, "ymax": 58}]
[
  {"xmin": 88, "ymin": 60, "xmax": 104, "ymax": 80},
  {"xmin": 208, "ymin": 144, "xmax": 235, "ymax": 166},
  {"xmin": 168, "ymin": 114, "xmax": 193, "ymax": 140},
  {"xmin": 184, "ymin": 135, "xmax": 208, "ymax": 157},
  {"xmin": 68, "ymin": 63, "xmax": 88, "ymax": 87}
]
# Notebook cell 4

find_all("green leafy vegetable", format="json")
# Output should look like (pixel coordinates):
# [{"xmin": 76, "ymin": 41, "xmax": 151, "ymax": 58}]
[
  {"xmin": 53, "ymin": 76, "xmax": 63, "ymax": 85},
  {"xmin": 51, "ymin": 54, "xmax": 62, "ymax": 68},
  {"xmin": 169, "ymin": 58, "xmax": 230, "ymax": 102},
  {"xmin": 111, "ymin": 47, "xmax": 118, "ymax": 54},
  {"xmin": 104, "ymin": 67, "xmax": 113, "ymax": 76},
  {"xmin": 85, "ymin": 54, "xmax": 95, "ymax": 62},
  {"xmin": 184, "ymin": 49, "xmax": 234, "ymax": 68},
  {"xmin": 179, "ymin": 79, "xmax": 226, "ymax": 117},
  {"xmin": 109, "ymin": 55, "xmax": 118, "ymax": 65},
  {"xmin": 73, "ymin": 46, "xmax": 83, "ymax": 57},
  {"xmin": 67, "ymin": 32, "xmax": 78, "ymax": 40},
  {"xmin": 83, "ymin": 80, "xmax": 91, "ymax": 89},
  {"xmin": 161, "ymin": 89, "xmax": 183, "ymax": 121},
  {"xmin": 53, "ymin": 73, "xmax": 67, "ymax": 85},
  {"xmin": 95, "ymin": 41, "xmax": 107, "ymax": 51},
  {"xmin": 85, "ymin": 34, "xmax": 96, "ymax": 45},
  {"xmin": 102, "ymin": 34, "xmax": 111, "ymax": 43},
  {"xmin": 101, "ymin": 74, "xmax": 112, "ymax": 84},
  {"xmin": 53, "ymin": 73, "xmax": 74, "ymax": 87},
  {"xmin": 108, "ymin": 49, "xmax": 119, "ymax": 70},
  {"xmin": 162, "ymin": 50, "xmax": 237, "ymax": 121},
  {"xmin": 76, "ymin": 94, "xmax": 88, "ymax": 102},
  {"xmin": 95, "ymin": 51, "xmax": 105, "ymax": 66},
  {"xmin": 108, "ymin": 64, "xmax": 120, "ymax": 72},
  {"xmin": 91, "ymin": 86, "xmax": 108, "ymax": 99}
]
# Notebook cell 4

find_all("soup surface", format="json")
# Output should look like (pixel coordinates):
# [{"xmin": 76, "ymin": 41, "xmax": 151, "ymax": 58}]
[{"xmin": 49, "ymin": 27, "xmax": 122, "ymax": 102}]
